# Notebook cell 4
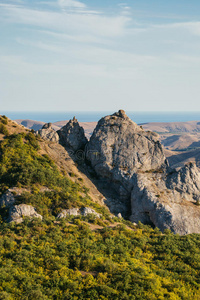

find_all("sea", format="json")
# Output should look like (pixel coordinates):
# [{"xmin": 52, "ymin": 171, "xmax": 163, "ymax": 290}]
[{"xmin": 2, "ymin": 111, "xmax": 200, "ymax": 124}]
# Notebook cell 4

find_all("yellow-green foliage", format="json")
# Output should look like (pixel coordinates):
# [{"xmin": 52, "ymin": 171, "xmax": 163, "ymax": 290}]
[
  {"xmin": 0, "ymin": 115, "xmax": 8, "ymax": 125},
  {"xmin": 0, "ymin": 116, "xmax": 9, "ymax": 135},
  {"xmin": 0, "ymin": 220, "xmax": 200, "ymax": 299}
]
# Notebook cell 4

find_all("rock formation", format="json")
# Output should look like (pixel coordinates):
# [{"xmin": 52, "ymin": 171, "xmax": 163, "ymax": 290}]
[
  {"xmin": 86, "ymin": 110, "xmax": 200, "ymax": 235},
  {"xmin": 0, "ymin": 191, "xmax": 16, "ymax": 208},
  {"xmin": 57, "ymin": 207, "xmax": 101, "ymax": 219},
  {"xmin": 130, "ymin": 163, "xmax": 200, "ymax": 235},
  {"xmin": 57, "ymin": 208, "xmax": 80, "ymax": 218},
  {"xmin": 9, "ymin": 204, "xmax": 43, "ymax": 223},
  {"xmin": 81, "ymin": 207, "xmax": 101, "ymax": 218},
  {"xmin": 57, "ymin": 117, "xmax": 87, "ymax": 152},
  {"xmin": 37, "ymin": 123, "xmax": 59, "ymax": 143},
  {"xmin": 86, "ymin": 110, "xmax": 167, "ymax": 201}
]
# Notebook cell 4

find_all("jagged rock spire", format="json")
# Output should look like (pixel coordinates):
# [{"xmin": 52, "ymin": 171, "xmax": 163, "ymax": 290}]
[{"xmin": 57, "ymin": 117, "xmax": 87, "ymax": 152}]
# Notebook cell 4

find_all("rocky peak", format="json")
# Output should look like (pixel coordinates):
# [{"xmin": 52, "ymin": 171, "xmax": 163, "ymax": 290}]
[
  {"xmin": 57, "ymin": 117, "xmax": 87, "ymax": 152},
  {"xmin": 113, "ymin": 109, "xmax": 127, "ymax": 118},
  {"xmin": 86, "ymin": 110, "xmax": 167, "ymax": 201},
  {"xmin": 42, "ymin": 122, "xmax": 52, "ymax": 130},
  {"xmin": 37, "ymin": 123, "xmax": 59, "ymax": 143}
]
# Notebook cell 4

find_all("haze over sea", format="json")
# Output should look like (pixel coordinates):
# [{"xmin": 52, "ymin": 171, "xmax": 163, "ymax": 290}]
[{"xmin": 2, "ymin": 112, "xmax": 200, "ymax": 124}]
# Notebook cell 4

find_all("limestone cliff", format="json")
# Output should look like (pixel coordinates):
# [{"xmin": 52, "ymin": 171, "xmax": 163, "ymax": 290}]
[
  {"xmin": 130, "ymin": 163, "xmax": 200, "ymax": 235},
  {"xmin": 86, "ymin": 110, "xmax": 167, "ymax": 201},
  {"xmin": 86, "ymin": 110, "xmax": 200, "ymax": 234}
]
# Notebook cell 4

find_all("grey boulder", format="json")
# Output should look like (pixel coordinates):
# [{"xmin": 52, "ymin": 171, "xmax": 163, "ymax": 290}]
[
  {"xmin": 0, "ymin": 191, "xmax": 16, "ymax": 208},
  {"xmin": 57, "ymin": 208, "xmax": 80, "ymax": 218},
  {"xmin": 81, "ymin": 207, "xmax": 101, "ymax": 218},
  {"xmin": 57, "ymin": 207, "xmax": 101, "ymax": 219},
  {"xmin": 37, "ymin": 123, "xmax": 59, "ymax": 143},
  {"xmin": 9, "ymin": 204, "xmax": 43, "ymax": 223}
]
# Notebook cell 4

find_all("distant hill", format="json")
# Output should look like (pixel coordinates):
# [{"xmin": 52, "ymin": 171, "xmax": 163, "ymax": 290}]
[{"xmin": 141, "ymin": 121, "xmax": 200, "ymax": 133}]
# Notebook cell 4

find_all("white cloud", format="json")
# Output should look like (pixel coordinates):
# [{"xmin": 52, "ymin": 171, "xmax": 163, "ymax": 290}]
[
  {"xmin": 16, "ymin": 37, "xmax": 65, "ymax": 53},
  {"xmin": 0, "ymin": 3, "xmax": 130, "ymax": 38},
  {"xmin": 38, "ymin": 29, "xmax": 111, "ymax": 44},
  {"xmin": 58, "ymin": 0, "xmax": 86, "ymax": 9},
  {"xmin": 152, "ymin": 21, "xmax": 200, "ymax": 36}
]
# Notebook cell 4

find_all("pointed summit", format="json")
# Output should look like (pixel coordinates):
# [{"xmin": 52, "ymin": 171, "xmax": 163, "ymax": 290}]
[
  {"xmin": 114, "ymin": 109, "xmax": 127, "ymax": 118},
  {"xmin": 57, "ymin": 118, "xmax": 87, "ymax": 152},
  {"xmin": 86, "ymin": 110, "xmax": 166, "ymax": 200}
]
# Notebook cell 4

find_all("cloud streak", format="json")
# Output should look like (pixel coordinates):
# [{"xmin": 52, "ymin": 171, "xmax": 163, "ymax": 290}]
[{"xmin": 0, "ymin": 2, "xmax": 130, "ymax": 39}]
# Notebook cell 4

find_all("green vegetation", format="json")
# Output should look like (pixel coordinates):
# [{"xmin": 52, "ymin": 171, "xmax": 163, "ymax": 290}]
[
  {"xmin": 0, "ymin": 220, "xmax": 200, "ymax": 299},
  {"xmin": 1, "ymin": 128, "xmax": 200, "ymax": 299},
  {"xmin": 0, "ymin": 116, "xmax": 9, "ymax": 136},
  {"xmin": 0, "ymin": 115, "xmax": 8, "ymax": 125}
]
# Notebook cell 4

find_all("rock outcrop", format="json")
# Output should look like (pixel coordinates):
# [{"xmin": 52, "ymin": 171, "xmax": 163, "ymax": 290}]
[
  {"xmin": 81, "ymin": 207, "xmax": 101, "ymax": 218},
  {"xmin": 86, "ymin": 110, "xmax": 167, "ymax": 201},
  {"xmin": 37, "ymin": 123, "xmax": 59, "ymax": 143},
  {"xmin": 9, "ymin": 204, "xmax": 43, "ymax": 223},
  {"xmin": 57, "ymin": 208, "xmax": 80, "ymax": 218},
  {"xmin": 0, "ymin": 191, "xmax": 16, "ymax": 208},
  {"xmin": 57, "ymin": 207, "xmax": 101, "ymax": 219},
  {"xmin": 57, "ymin": 117, "xmax": 88, "ymax": 152},
  {"xmin": 130, "ymin": 163, "xmax": 200, "ymax": 235},
  {"xmin": 166, "ymin": 163, "xmax": 200, "ymax": 201},
  {"xmin": 85, "ymin": 110, "xmax": 200, "ymax": 234}
]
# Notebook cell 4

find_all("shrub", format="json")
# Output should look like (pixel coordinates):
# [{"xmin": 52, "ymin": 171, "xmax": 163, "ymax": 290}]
[
  {"xmin": 0, "ymin": 115, "xmax": 8, "ymax": 124},
  {"xmin": 0, "ymin": 124, "xmax": 9, "ymax": 135}
]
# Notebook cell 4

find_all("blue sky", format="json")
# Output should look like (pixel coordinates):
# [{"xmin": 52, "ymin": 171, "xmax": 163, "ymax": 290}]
[{"xmin": 1, "ymin": 0, "xmax": 200, "ymax": 112}]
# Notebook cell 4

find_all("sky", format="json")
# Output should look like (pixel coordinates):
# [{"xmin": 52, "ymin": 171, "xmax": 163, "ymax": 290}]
[{"xmin": 1, "ymin": 0, "xmax": 200, "ymax": 112}]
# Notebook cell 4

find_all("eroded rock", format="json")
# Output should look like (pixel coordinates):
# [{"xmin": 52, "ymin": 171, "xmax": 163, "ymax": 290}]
[
  {"xmin": 9, "ymin": 204, "xmax": 43, "ymax": 223},
  {"xmin": 81, "ymin": 207, "xmax": 101, "ymax": 218},
  {"xmin": 86, "ymin": 110, "xmax": 167, "ymax": 201},
  {"xmin": 37, "ymin": 123, "xmax": 59, "ymax": 143},
  {"xmin": 0, "ymin": 191, "xmax": 16, "ymax": 208},
  {"xmin": 57, "ymin": 207, "xmax": 101, "ymax": 219},
  {"xmin": 130, "ymin": 163, "xmax": 200, "ymax": 235},
  {"xmin": 57, "ymin": 208, "xmax": 80, "ymax": 218},
  {"xmin": 57, "ymin": 117, "xmax": 87, "ymax": 152}
]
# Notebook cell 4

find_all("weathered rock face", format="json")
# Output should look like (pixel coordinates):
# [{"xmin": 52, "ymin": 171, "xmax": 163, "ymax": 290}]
[
  {"xmin": 57, "ymin": 117, "xmax": 88, "ymax": 152},
  {"xmin": 86, "ymin": 110, "xmax": 167, "ymax": 200},
  {"xmin": 37, "ymin": 123, "xmax": 59, "ymax": 143},
  {"xmin": 57, "ymin": 207, "xmax": 101, "ymax": 219},
  {"xmin": 166, "ymin": 163, "xmax": 200, "ymax": 201},
  {"xmin": 85, "ymin": 110, "xmax": 200, "ymax": 234},
  {"xmin": 81, "ymin": 207, "xmax": 101, "ymax": 218},
  {"xmin": 130, "ymin": 163, "xmax": 200, "ymax": 235},
  {"xmin": 9, "ymin": 204, "xmax": 43, "ymax": 223},
  {"xmin": 0, "ymin": 191, "xmax": 16, "ymax": 208},
  {"xmin": 57, "ymin": 208, "xmax": 80, "ymax": 218}
]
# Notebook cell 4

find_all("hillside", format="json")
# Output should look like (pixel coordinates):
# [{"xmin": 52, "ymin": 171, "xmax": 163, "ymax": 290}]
[
  {"xmin": 141, "ymin": 121, "xmax": 200, "ymax": 134},
  {"xmin": 1, "ymin": 115, "xmax": 200, "ymax": 298}
]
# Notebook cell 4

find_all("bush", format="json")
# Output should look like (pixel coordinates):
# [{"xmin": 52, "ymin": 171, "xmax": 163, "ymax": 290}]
[
  {"xmin": 0, "ymin": 124, "xmax": 9, "ymax": 135},
  {"xmin": 0, "ymin": 115, "xmax": 8, "ymax": 125}
]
